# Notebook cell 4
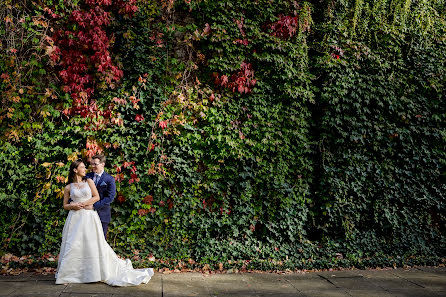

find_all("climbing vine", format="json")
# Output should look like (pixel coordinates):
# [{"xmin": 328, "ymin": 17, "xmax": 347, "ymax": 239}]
[{"xmin": 0, "ymin": 0, "xmax": 444, "ymax": 271}]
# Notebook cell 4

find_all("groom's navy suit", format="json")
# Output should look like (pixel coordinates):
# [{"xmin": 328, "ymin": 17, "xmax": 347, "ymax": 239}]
[{"xmin": 86, "ymin": 171, "xmax": 116, "ymax": 238}]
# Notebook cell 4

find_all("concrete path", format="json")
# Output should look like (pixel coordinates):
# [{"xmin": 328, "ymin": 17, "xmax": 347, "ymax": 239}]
[{"xmin": 0, "ymin": 266, "xmax": 445, "ymax": 297}]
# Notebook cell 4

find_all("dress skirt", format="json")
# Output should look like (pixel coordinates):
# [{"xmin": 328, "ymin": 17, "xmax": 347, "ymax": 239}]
[{"xmin": 55, "ymin": 209, "xmax": 153, "ymax": 286}]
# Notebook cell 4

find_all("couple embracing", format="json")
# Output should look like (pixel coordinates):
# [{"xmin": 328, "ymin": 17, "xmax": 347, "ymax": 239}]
[
  {"xmin": 55, "ymin": 155, "xmax": 154, "ymax": 286},
  {"xmin": 67, "ymin": 155, "xmax": 115, "ymax": 239}
]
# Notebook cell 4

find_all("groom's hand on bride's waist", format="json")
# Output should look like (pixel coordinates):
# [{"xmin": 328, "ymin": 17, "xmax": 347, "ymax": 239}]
[
  {"xmin": 68, "ymin": 202, "xmax": 94, "ymax": 210},
  {"xmin": 77, "ymin": 202, "xmax": 94, "ymax": 210},
  {"xmin": 69, "ymin": 202, "xmax": 84, "ymax": 210}
]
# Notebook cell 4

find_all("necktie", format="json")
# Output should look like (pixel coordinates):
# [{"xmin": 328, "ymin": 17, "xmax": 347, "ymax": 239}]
[{"xmin": 94, "ymin": 174, "xmax": 99, "ymax": 185}]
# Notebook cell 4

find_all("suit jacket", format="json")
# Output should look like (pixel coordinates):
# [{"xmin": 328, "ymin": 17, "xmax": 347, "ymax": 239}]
[{"xmin": 86, "ymin": 171, "xmax": 116, "ymax": 223}]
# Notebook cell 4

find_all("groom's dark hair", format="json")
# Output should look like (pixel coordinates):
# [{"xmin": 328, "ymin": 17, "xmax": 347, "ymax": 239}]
[{"xmin": 93, "ymin": 154, "xmax": 106, "ymax": 164}]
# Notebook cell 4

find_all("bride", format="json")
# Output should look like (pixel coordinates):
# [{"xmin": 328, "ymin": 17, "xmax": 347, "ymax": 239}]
[{"xmin": 56, "ymin": 159, "xmax": 154, "ymax": 286}]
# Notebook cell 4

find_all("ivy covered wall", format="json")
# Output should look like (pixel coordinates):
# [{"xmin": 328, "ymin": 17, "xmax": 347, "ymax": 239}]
[{"xmin": 0, "ymin": 0, "xmax": 444, "ymax": 270}]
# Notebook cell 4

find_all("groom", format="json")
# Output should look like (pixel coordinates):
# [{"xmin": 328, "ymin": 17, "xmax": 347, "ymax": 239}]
[{"xmin": 86, "ymin": 154, "xmax": 116, "ymax": 239}]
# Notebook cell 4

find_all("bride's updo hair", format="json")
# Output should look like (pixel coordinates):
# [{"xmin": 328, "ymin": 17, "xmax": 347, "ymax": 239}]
[{"xmin": 68, "ymin": 159, "xmax": 87, "ymax": 184}]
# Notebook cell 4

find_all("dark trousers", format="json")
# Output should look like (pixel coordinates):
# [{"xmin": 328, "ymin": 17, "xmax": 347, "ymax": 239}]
[{"xmin": 101, "ymin": 222, "xmax": 109, "ymax": 239}]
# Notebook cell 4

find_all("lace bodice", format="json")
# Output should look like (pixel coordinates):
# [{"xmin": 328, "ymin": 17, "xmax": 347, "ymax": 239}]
[{"xmin": 70, "ymin": 182, "xmax": 92, "ymax": 203}]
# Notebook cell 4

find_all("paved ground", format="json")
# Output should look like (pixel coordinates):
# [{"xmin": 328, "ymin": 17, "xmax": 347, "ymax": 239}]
[{"xmin": 0, "ymin": 266, "xmax": 445, "ymax": 297}]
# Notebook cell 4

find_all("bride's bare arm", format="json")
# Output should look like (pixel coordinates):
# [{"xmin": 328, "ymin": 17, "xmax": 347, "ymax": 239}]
[
  {"xmin": 63, "ymin": 185, "xmax": 71, "ymax": 210},
  {"xmin": 82, "ymin": 179, "xmax": 100, "ymax": 206}
]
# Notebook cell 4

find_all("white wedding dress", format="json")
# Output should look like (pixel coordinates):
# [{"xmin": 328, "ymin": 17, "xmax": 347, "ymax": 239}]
[{"xmin": 55, "ymin": 181, "xmax": 154, "ymax": 286}]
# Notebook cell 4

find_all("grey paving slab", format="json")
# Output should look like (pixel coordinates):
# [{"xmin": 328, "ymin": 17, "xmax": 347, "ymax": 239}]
[
  {"xmin": 63, "ymin": 282, "xmax": 118, "ymax": 294},
  {"xmin": 7, "ymin": 295, "xmax": 63, "ymax": 297},
  {"xmin": 352, "ymin": 270, "xmax": 423, "ymax": 291},
  {"xmin": 388, "ymin": 269, "xmax": 446, "ymax": 291},
  {"xmin": 355, "ymin": 269, "xmax": 396, "ymax": 277},
  {"xmin": 328, "ymin": 277, "xmax": 383, "ymax": 290},
  {"xmin": 241, "ymin": 273, "xmax": 301, "ymax": 295},
  {"xmin": 345, "ymin": 289, "xmax": 394, "ymax": 297},
  {"xmin": 386, "ymin": 288, "xmax": 444, "ymax": 297},
  {"xmin": 417, "ymin": 266, "xmax": 446, "ymax": 275},
  {"xmin": 299, "ymin": 289, "xmax": 351, "ymax": 297},
  {"xmin": 5, "ymin": 280, "xmax": 66, "ymax": 296},
  {"xmin": 203, "ymin": 273, "xmax": 249, "ymax": 281},
  {"xmin": 402, "ymin": 276, "xmax": 445, "ymax": 291},
  {"xmin": 210, "ymin": 292, "xmax": 305, "ymax": 297},
  {"xmin": 282, "ymin": 273, "xmax": 322, "ymax": 280},
  {"xmin": 207, "ymin": 293, "xmax": 257, "ymax": 297},
  {"xmin": 391, "ymin": 267, "xmax": 443, "ymax": 278},
  {"xmin": 59, "ymin": 293, "xmax": 110, "ymax": 297},
  {"xmin": 163, "ymin": 291, "xmax": 209, "ymax": 297},
  {"xmin": 367, "ymin": 278, "xmax": 423, "ymax": 291},
  {"xmin": 244, "ymin": 293, "xmax": 303, "ymax": 296},
  {"xmin": 317, "ymin": 270, "xmax": 364, "ymax": 278},
  {"xmin": 204, "ymin": 273, "xmax": 254, "ymax": 296},
  {"xmin": 163, "ymin": 273, "xmax": 209, "ymax": 297},
  {"xmin": 0, "ymin": 281, "xmax": 16, "ymax": 296},
  {"xmin": 285, "ymin": 277, "xmax": 338, "ymax": 291},
  {"xmin": 165, "ymin": 272, "xmax": 205, "ymax": 278}
]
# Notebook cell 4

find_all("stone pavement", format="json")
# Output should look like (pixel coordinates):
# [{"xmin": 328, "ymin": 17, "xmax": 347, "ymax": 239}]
[{"xmin": 0, "ymin": 266, "xmax": 445, "ymax": 297}]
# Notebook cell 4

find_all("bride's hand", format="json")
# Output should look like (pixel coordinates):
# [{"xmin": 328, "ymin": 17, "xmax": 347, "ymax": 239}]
[{"xmin": 70, "ymin": 202, "xmax": 84, "ymax": 210}]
